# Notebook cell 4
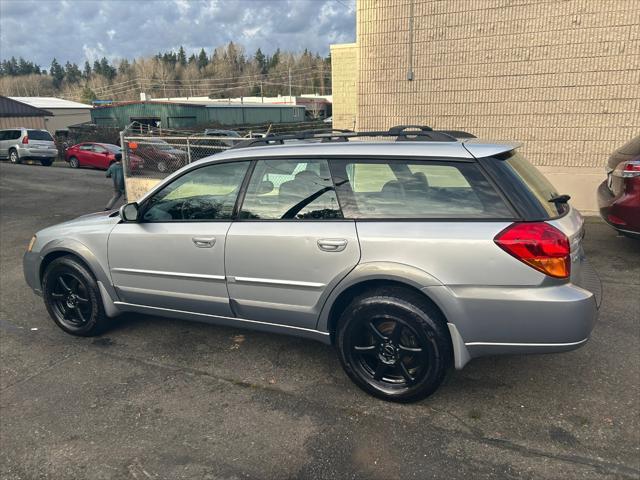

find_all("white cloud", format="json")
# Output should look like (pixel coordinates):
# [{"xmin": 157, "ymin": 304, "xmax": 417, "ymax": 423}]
[{"xmin": 0, "ymin": 0, "xmax": 356, "ymax": 65}]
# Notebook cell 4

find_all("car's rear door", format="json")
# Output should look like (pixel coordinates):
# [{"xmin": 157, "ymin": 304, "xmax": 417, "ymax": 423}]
[
  {"xmin": 108, "ymin": 160, "xmax": 251, "ymax": 316},
  {"xmin": 225, "ymin": 158, "xmax": 360, "ymax": 329}
]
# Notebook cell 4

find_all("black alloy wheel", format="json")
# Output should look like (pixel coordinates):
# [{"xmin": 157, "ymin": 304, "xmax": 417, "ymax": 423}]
[
  {"xmin": 337, "ymin": 287, "xmax": 451, "ymax": 402},
  {"xmin": 42, "ymin": 256, "xmax": 109, "ymax": 336},
  {"xmin": 347, "ymin": 316, "xmax": 433, "ymax": 390}
]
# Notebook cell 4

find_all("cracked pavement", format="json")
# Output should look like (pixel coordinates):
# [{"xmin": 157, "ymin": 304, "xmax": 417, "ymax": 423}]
[{"xmin": 1, "ymin": 162, "xmax": 639, "ymax": 479}]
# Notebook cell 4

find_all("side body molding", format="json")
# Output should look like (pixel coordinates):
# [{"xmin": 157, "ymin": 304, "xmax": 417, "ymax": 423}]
[{"xmin": 315, "ymin": 261, "xmax": 443, "ymax": 333}]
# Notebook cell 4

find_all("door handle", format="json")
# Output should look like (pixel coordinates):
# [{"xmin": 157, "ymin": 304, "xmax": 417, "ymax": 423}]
[
  {"xmin": 192, "ymin": 236, "xmax": 216, "ymax": 248},
  {"xmin": 318, "ymin": 238, "xmax": 348, "ymax": 252}
]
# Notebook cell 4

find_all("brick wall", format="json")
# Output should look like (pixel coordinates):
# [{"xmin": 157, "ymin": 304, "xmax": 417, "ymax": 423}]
[
  {"xmin": 357, "ymin": 0, "xmax": 640, "ymax": 166},
  {"xmin": 330, "ymin": 43, "xmax": 359, "ymax": 131},
  {"xmin": 332, "ymin": 0, "xmax": 640, "ymax": 212}
]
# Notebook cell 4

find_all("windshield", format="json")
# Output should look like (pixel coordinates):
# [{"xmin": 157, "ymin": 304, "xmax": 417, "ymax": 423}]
[
  {"xmin": 104, "ymin": 144, "xmax": 121, "ymax": 153},
  {"xmin": 27, "ymin": 130, "xmax": 54, "ymax": 141}
]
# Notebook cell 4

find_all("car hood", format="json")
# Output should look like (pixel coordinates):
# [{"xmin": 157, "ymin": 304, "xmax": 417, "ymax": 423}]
[{"xmin": 37, "ymin": 210, "xmax": 120, "ymax": 237}]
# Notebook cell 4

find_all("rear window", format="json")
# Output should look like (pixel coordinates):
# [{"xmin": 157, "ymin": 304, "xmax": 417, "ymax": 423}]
[
  {"xmin": 503, "ymin": 153, "xmax": 566, "ymax": 217},
  {"xmin": 27, "ymin": 130, "xmax": 53, "ymax": 141},
  {"xmin": 332, "ymin": 159, "xmax": 513, "ymax": 219}
]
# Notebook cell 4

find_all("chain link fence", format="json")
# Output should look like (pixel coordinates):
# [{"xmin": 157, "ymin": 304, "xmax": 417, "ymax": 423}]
[{"xmin": 120, "ymin": 121, "xmax": 328, "ymax": 201}]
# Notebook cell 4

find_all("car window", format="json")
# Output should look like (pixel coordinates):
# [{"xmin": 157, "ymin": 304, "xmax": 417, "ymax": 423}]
[
  {"xmin": 79, "ymin": 144, "xmax": 93, "ymax": 151},
  {"xmin": 142, "ymin": 161, "xmax": 249, "ymax": 222},
  {"xmin": 4, "ymin": 130, "xmax": 22, "ymax": 140},
  {"xmin": 93, "ymin": 145, "xmax": 107, "ymax": 154},
  {"xmin": 27, "ymin": 130, "xmax": 54, "ymax": 141},
  {"xmin": 0, "ymin": 131, "xmax": 7, "ymax": 141},
  {"xmin": 333, "ymin": 159, "xmax": 513, "ymax": 219},
  {"xmin": 240, "ymin": 159, "xmax": 343, "ymax": 220},
  {"xmin": 503, "ymin": 152, "xmax": 566, "ymax": 216}
]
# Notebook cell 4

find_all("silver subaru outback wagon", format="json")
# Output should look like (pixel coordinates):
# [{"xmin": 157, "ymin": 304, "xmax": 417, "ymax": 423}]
[{"xmin": 23, "ymin": 127, "xmax": 602, "ymax": 402}]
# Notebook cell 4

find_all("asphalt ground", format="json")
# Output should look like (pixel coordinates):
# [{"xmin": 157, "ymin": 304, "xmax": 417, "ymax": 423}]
[{"xmin": 1, "ymin": 162, "xmax": 639, "ymax": 480}]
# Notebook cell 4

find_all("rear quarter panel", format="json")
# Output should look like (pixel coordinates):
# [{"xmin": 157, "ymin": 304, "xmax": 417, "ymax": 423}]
[{"xmin": 355, "ymin": 221, "xmax": 545, "ymax": 286}]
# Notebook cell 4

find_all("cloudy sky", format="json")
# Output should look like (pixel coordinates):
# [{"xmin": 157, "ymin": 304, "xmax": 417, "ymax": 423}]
[{"xmin": 0, "ymin": 0, "xmax": 356, "ymax": 67}]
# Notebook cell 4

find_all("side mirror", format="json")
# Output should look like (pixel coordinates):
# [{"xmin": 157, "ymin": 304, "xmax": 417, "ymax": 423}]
[{"xmin": 119, "ymin": 202, "xmax": 139, "ymax": 222}]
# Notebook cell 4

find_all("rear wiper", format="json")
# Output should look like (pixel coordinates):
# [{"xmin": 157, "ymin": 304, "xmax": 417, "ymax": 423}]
[{"xmin": 548, "ymin": 194, "xmax": 571, "ymax": 204}]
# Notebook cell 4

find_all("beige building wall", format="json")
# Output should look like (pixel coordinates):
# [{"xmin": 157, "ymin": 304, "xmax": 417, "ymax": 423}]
[
  {"xmin": 330, "ymin": 43, "xmax": 359, "ymax": 130},
  {"xmin": 333, "ymin": 0, "xmax": 640, "ymax": 213},
  {"xmin": 43, "ymin": 108, "xmax": 92, "ymax": 133},
  {"xmin": 0, "ymin": 116, "xmax": 47, "ymax": 130}
]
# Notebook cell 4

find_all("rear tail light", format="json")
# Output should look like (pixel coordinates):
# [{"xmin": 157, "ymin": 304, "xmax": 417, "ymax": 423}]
[
  {"xmin": 494, "ymin": 222, "xmax": 570, "ymax": 278},
  {"xmin": 22, "ymin": 136, "xmax": 29, "ymax": 144},
  {"xmin": 613, "ymin": 160, "xmax": 640, "ymax": 178}
]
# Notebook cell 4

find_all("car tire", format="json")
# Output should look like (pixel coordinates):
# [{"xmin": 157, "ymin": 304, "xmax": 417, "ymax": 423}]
[
  {"xmin": 9, "ymin": 149, "xmax": 20, "ymax": 164},
  {"xmin": 40, "ymin": 158, "xmax": 54, "ymax": 167},
  {"xmin": 156, "ymin": 160, "xmax": 168, "ymax": 173},
  {"xmin": 68, "ymin": 156, "xmax": 79, "ymax": 168},
  {"xmin": 42, "ymin": 256, "xmax": 109, "ymax": 337},
  {"xmin": 336, "ymin": 286, "xmax": 452, "ymax": 403}
]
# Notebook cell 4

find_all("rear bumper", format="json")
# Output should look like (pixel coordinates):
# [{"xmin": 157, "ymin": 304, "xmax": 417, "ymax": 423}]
[
  {"xmin": 18, "ymin": 146, "xmax": 58, "ymax": 159},
  {"xmin": 424, "ymin": 278, "xmax": 600, "ymax": 368},
  {"xmin": 597, "ymin": 180, "xmax": 640, "ymax": 234}
]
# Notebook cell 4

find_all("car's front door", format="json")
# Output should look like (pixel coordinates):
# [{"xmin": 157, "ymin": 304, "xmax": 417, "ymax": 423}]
[
  {"xmin": 92, "ymin": 144, "xmax": 110, "ymax": 169},
  {"xmin": 225, "ymin": 158, "xmax": 360, "ymax": 329},
  {"xmin": 108, "ymin": 160, "xmax": 251, "ymax": 316},
  {"xmin": 77, "ymin": 144, "xmax": 94, "ymax": 167}
]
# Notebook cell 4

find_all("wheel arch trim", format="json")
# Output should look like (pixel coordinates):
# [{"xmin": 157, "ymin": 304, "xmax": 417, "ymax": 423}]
[
  {"xmin": 37, "ymin": 240, "xmax": 120, "ymax": 316},
  {"xmin": 316, "ymin": 261, "xmax": 444, "ymax": 334}
]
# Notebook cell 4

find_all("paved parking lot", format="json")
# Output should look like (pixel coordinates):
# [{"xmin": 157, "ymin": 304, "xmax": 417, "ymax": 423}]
[{"xmin": 1, "ymin": 162, "xmax": 639, "ymax": 480}]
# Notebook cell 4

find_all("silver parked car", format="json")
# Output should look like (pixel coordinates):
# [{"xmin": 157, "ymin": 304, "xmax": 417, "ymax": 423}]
[
  {"xmin": 23, "ymin": 127, "xmax": 602, "ymax": 402},
  {"xmin": 0, "ymin": 127, "xmax": 58, "ymax": 166}
]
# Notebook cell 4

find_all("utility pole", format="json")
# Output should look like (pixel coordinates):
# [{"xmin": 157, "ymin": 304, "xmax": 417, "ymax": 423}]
[
  {"xmin": 260, "ymin": 81, "xmax": 264, "ymax": 103},
  {"xmin": 288, "ymin": 66, "xmax": 292, "ymax": 103}
]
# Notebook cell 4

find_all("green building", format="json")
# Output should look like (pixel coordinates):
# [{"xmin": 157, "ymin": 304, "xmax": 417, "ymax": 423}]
[{"xmin": 91, "ymin": 101, "xmax": 306, "ymax": 130}]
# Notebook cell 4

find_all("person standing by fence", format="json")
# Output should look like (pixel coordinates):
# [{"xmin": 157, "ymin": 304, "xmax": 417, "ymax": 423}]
[{"xmin": 105, "ymin": 153, "xmax": 126, "ymax": 210}]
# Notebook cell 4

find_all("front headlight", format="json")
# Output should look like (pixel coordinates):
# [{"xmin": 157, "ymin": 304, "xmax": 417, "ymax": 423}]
[{"xmin": 27, "ymin": 235, "xmax": 37, "ymax": 252}]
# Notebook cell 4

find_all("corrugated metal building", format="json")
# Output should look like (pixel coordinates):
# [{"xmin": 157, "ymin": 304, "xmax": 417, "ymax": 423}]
[
  {"xmin": 0, "ymin": 96, "xmax": 51, "ymax": 130},
  {"xmin": 8, "ymin": 97, "xmax": 92, "ymax": 134},
  {"xmin": 91, "ymin": 101, "xmax": 306, "ymax": 130}
]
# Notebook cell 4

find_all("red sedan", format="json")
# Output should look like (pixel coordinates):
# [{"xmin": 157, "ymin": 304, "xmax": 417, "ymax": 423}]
[
  {"xmin": 597, "ymin": 135, "xmax": 640, "ymax": 239},
  {"xmin": 64, "ymin": 142, "xmax": 143, "ymax": 172}
]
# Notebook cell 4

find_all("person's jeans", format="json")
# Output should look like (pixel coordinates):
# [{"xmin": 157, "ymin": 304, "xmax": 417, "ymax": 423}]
[{"xmin": 106, "ymin": 188, "xmax": 126, "ymax": 210}]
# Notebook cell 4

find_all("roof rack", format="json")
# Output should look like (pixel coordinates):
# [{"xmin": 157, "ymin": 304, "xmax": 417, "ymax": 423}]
[{"xmin": 230, "ymin": 125, "xmax": 476, "ymax": 149}]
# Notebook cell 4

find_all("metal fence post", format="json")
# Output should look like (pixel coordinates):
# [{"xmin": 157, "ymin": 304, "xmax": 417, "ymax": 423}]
[
  {"xmin": 187, "ymin": 137, "xmax": 192, "ymax": 164},
  {"xmin": 119, "ymin": 129, "xmax": 128, "ymax": 199}
]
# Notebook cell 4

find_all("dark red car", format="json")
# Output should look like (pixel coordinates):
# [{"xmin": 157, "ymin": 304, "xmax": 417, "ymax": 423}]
[
  {"xmin": 597, "ymin": 135, "xmax": 640, "ymax": 238},
  {"xmin": 64, "ymin": 142, "xmax": 143, "ymax": 172}
]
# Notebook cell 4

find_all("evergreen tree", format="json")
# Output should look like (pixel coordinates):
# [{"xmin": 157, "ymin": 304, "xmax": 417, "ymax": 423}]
[
  {"xmin": 83, "ymin": 61, "xmax": 92, "ymax": 79},
  {"xmin": 64, "ymin": 62, "xmax": 82, "ymax": 84},
  {"xmin": 50, "ymin": 58, "xmax": 65, "ymax": 88},
  {"xmin": 254, "ymin": 48, "xmax": 266, "ymax": 74},
  {"xmin": 177, "ymin": 46, "xmax": 187, "ymax": 67},
  {"xmin": 196, "ymin": 48, "xmax": 208, "ymax": 70}
]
